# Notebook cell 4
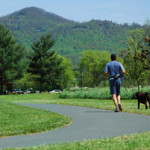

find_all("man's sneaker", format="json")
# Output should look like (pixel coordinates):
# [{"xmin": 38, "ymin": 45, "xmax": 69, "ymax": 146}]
[
  {"xmin": 118, "ymin": 104, "xmax": 123, "ymax": 111},
  {"xmin": 114, "ymin": 107, "xmax": 119, "ymax": 112}
]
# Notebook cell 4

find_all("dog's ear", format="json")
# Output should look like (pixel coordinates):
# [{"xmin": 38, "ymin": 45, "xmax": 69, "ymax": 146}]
[{"xmin": 136, "ymin": 92, "xmax": 140, "ymax": 97}]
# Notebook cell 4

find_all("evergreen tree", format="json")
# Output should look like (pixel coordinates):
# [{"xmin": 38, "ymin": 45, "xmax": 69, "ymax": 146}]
[
  {"xmin": 28, "ymin": 34, "xmax": 74, "ymax": 91},
  {"xmin": 28, "ymin": 34, "xmax": 55, "ymax": 92},
  {"xmin": 0, "ymin": 24, "xmax": 25, "ymax": 94},
  {"xmin": 44, "ymin": 53, "xmax": 64, "ymax": 90}
]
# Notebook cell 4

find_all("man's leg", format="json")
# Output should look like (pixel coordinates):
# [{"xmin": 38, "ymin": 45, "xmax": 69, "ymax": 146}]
[
  {"xmin": 116, "ymin": 79, "xmax": 123, "ymax": 111},
  {"xmin": 110, "ymin": 80, "xmax": 119, "ymax": 112},
  {"xmin": 117, "ymin": 94, "xmax": 120, "ymax": 104},
  {"xmin": 112, "ymin": 94, "xmax": 118, "ymax": 107},
  {"xmin": 112, "ymin": 94, "xmax": 120, "ymax": 112},
  {"xmin": 117, "ymin": 94, "xmax": 123, "ymax": 111}
]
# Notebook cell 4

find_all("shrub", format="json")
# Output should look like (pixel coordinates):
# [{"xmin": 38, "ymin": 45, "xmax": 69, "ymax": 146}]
[{"xmin": 60, "ymin": 86, "xmax": 150, "ymax": 100}]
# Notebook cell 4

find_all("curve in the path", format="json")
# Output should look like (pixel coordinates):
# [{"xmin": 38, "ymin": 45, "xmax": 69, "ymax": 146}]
[{"xmin": 1, "ymin": 103, "xmax": 150, "ymax": 149}]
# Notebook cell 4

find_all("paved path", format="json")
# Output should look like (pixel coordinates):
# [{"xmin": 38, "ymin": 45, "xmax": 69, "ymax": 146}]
[{"xmin": 1, "ymin": 103, "xmax": 150, "ymax": 149}]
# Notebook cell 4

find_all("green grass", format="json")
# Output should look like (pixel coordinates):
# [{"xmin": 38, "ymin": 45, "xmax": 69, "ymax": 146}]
[
  {"xmin": 0, "ymin": 102, "xmax": 71, "ymax": 137},
  {"xmin": 1, "ymin": 93, "xmax": 150, "ymax": 149},
  {"xmin": 6, "ymin": 132, "xmax": 150, "ymax": 150},
  {"xmin": 1, "ymin": 93, "xmax": 150, "ymax": 115},
  {"xmin": 0, "ymin": 93, "xmax": 60, "ymax": 101}
]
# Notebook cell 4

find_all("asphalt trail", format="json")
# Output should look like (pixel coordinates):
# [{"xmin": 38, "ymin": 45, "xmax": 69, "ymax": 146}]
[{"xmin": 1, "ymin": 103, "xmax": 150, "ymax": 149}]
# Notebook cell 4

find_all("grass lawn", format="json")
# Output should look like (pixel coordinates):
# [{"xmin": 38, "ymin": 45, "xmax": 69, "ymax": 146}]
[
  {"xmin": 2, "ymin": 93, "xmax": 149, "ymax": 116},
  {"xmin": 0, "ymin": 101, "xmax": 71, "ymax": 137},
  {"xmin": 6, "ymin": 132, "xmax": 150, "ymax": 150},
  {"xmin": 0, "ymin": 93, "xmax": 60, "ymax": 101},
  {"xmin": 1, "ymin": 93, "xmax": 150, "ymax": 149}
]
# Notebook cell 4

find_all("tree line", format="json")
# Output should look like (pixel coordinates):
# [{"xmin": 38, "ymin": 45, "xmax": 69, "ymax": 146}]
[
  {"xmin": 0, "ymin": 24, "xmax": 74, "ymax": 94},
  {"xmin": 0, "ymin": 24, "xmax": 150, "ymax": 94},
  {"xmin": 77, "ymin": 26, "xmax": 150, "ymax": 91}
]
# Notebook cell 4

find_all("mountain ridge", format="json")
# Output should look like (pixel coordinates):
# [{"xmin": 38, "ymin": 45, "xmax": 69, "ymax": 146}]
[
  {"xmin": 0, "ymin": 7, "xmax": 142, "ymax": 59},
  {"xmin": 1, "ymin": 7, "xmax": 75, "ymax": 24}
]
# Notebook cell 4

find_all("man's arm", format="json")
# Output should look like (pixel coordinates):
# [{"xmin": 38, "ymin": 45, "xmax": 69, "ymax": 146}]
[
  {"xmin": 120, "ymin": 63, "xmax": 125, "ymax": 75},
  {"xmin": 104, "ymin": 64, "xmax": 108, "ymax": 75},
  {"xmin": 121, "ymin": 70, "xmax": 125, "ymax": 75}
]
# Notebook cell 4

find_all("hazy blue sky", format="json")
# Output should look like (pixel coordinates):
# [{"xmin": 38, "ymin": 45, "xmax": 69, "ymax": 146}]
[{"xmin": 0, "ymin": 0, "xmax": 149, "ymax": 25}]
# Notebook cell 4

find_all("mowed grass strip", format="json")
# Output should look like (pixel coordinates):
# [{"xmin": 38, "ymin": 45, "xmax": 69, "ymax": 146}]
[
  {"xmin": 1, "ymin": 94, "xmax": 150, "ymax": 149},
  {"xmin": 6, "ymin": 132, "xmax": 150, "ymax": 150},
  {"xmin": 1, "ymin": 93, "xmax": 150, "ymax": 116},
  {"xmin": 0, "ymin": 102, "xmax": 71, "ymax": 137}
]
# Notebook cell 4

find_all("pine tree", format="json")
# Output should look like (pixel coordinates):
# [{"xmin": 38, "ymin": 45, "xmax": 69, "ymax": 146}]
[
  {"xmin": 28, "ymin": 34, "xmax": 55, "ymax": 92},
  {"xmin": 29, "ymin": 34, "xmax": 75, "ymax": 91},
  {"xmin": 28, "ymin": 34, "xmax": 68, "ymax": 91},
  {"xmin": 0, "ymin": 24, "xmax": 25, "ymax": 94}
]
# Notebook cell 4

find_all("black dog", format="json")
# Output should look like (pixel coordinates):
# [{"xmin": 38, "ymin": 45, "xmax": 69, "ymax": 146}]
[{"xmin": 135, "ymin": 92, "xmax": 150, "ymax": 109}]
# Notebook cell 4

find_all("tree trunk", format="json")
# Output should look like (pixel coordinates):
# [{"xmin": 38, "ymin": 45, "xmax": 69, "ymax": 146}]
[
  {"xmin": 0, "ymin": 85, "xmax": 3, "ymax": 95},
  {"xmin": 39, "ymin": 77, "xmax": 42, "ymax": 93},
  {"xmin": 138, "ymin": 81, "xmax": 140, "ymax": 92}
]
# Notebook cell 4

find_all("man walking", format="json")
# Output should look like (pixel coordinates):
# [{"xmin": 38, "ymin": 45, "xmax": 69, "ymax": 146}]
[{"xmin": 104, "ymin": 54, "xmax": 125, "ymax": 112}]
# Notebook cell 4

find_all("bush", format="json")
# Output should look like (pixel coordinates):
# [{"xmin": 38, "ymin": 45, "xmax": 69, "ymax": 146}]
[{"xmin": 60, "ymin": 86, "xmax": 150, "ymax": 100}]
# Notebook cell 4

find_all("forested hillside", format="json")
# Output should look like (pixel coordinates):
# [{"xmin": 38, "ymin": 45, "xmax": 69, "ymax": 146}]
[{"xmin": 0, "ymin": 7, "xmax": 142, "ymax": 62}]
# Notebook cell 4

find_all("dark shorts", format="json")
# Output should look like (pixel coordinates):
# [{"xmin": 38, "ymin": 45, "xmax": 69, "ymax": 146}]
[{"xmin": 109, "ymin": 78, "xmax": 121, "ymax": 95}]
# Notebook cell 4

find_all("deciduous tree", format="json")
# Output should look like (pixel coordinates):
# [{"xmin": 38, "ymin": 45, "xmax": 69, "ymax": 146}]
[
  {"xmin": 123, "ymin": 29, "xmax": 149, "ymax": 91},
  {"xmin": 79, "ymin": 50, "xmax": 110, "ymax": 87}
]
